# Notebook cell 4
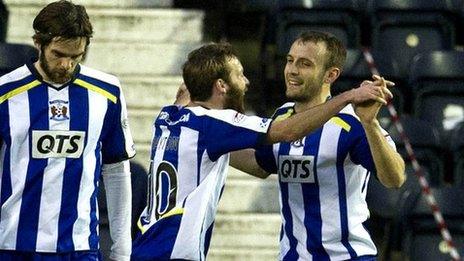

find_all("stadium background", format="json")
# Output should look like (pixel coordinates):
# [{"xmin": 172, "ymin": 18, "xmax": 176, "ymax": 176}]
[{"xmin": 0, "ymin": 0, "xmax": 463, "ymax": 260}]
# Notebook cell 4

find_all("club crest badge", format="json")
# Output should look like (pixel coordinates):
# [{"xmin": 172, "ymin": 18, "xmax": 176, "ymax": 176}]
[
  {"xmin": 49, "ymin": 100, "xmax": 69, "ymax": 121},
  {"xmin": 291, "ymin": 138, "xmax": 305, "ymax": 147}
]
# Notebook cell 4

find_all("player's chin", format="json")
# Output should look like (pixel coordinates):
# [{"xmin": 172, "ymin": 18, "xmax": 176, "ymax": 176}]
[{"xmin": 286, "ymin": 89, "xmax": 300, "ymax": 99}]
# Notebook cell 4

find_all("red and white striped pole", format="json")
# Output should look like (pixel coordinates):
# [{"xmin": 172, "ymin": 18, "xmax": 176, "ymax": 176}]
[{"xmin": 362, "ymin": 48, "xmax": 462, "ymax": 261}]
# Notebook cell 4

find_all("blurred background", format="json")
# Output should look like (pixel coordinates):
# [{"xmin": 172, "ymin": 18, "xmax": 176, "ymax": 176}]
[{"xmin": 1, "ymin": 0, "xmax": 464, "ymax": 260}]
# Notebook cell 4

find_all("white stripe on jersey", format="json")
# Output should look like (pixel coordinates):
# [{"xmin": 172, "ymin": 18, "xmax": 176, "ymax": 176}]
[
  {"xmin": 72, "ymin": 91, "xmax": 107, "ymax": 250},
  {"xmin": 278, "ymin": 191, "xmax": 291, "ymax": 261},
  {"xmin": 287, "ymin": 143, "xmax": 312, "ymax": 261},
  {"xmin": 188, "ymin": 107, "xmax": 269, "ymax": 133},
  {"xmin": 171, "ymin": 151, "xmax": 229, "ymax": 260},
  {"xmin": 317, "ymin": 122, "xmax": 350, "ymax": 260},
  {"xmin": 143, "ymin": 125, "xmax": 170, "ymax": 224},
  {"xmin": 176, "ymin": 127, "xmax": 198, "ymax": 205},
  {"xmin": 0, "ymin": 66, "xmax": 30, "ymax": 86},
  {"xmin": 36, "ymin": 87, "xmax": 70, "ymax": 251},
  {"xmin": 0, "ymin": 91, "xmax": 30, "ymax": 249}
]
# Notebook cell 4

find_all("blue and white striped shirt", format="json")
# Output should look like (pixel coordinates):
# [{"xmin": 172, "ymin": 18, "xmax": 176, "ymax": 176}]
[
  {"xmin": 0, "ymin": 63, "xmax": 135, "ymax": 253},
  {"xmin": 256, "ymin": 103, "xmax": 395, "ymax": 261},
  {"xmin": 133, "ymin": 105, "xmax": 271, "ymax": 261}
]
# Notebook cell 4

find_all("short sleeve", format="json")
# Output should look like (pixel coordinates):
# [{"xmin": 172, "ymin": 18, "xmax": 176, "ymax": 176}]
[
  {"xmin": 350, "ymin": 122, "xmax": 396, "ymax": 173},
  {"xmin": 203, "ymin": 110, "xmax": 271, "ymax": 161},
  {"xmin": 101, "ymin": 88, "xmax": 136, "ymax": 164},
  {"xmin": 255, "ymin": 144, "xmax": 278, "ymax": 173}
]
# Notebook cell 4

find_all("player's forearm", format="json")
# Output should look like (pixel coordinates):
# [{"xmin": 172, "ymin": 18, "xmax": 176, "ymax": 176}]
[
  {"xmin": 102, "ymin": 160, "xmax": 132, "ymax": 261},
  {"xmin": 362, "ymin": 120, "xmax": 405, "ymax": 188},
  {"xmin": 230, "ymin": 149, "xmax": 270, "ymax": 179},
  {"xmin": 267, "ymin": 91, "xmax": 352, "ymax": 143}
]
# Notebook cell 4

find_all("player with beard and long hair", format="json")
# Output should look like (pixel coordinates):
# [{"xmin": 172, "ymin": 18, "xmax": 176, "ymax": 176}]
[
  {"xmin": 0, "ymin": 1, "xmax": 135, "ymax": 260},
  {"xmin": 131, "ymin": 42, "xmax": 393, "ymax": 261}
]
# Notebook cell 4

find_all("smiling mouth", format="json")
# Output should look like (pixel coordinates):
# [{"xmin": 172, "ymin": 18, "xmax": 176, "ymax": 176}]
[{"xmin": 287, "ymin": 79, "xmax": 302, "ymax": 87}]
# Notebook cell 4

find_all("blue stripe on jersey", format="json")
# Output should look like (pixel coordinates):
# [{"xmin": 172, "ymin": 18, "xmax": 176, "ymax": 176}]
[
  {"xmin": 131, "ymin": 214, "xmax": 183, "ymax": 260},
  {"xmin": 202, "ymin": 115, "xmax": 266, "ymax": 161},
  {"xmin": 57, "ymin": 86, "xmax": 89, "ymax": 252},
  {"xmin": 338, "ymin": 114, "xmax": 375, "ymax": 172},
  {"xmin": 337, "ymin": 127, "xmax": 357, "ymax": 258},
  {"xmin": 361, "ymin": 171, "xmax": 369, "ymax": 193},
  {"xmin": 150, "ymin": 125, "xmax": 162, "ymax": 160},
  {"xmin": 303, "ymin": 129, "xmax": 330, "ymax": 260},
  {"xmin": 196, "ymin": 146, "xmax": 205, "ymax": 187},
  {"xmin": 0, "ymin": 101, "xmax": 11, "ymax": 214},
  {"xmin": 145, "ymin": 126, "xmax": 163, "ymax": 219},
  {"xmin": 16, "ymin": 84, "xmax": 48, "ymax": 250},
  {"xmin": 203, "ymin": 221, "xmax": 214, "ymax": 259},
  {"xmin": 0, "ymin": 75, "xmax": 36, "ymax": 99},
  {"xmin": 89, "ymin": 141, "xmax": 101, "ymax": 250},
  {"xmin": 279, "ymin": 142, "xmax": 299, "ymax": 261},
  {"xmin": 76, "ymin": 75, "xmax": 120, "ymax": 100},
  {"xmin": 254, "ymin": 144, "xmax": 277, "ymax": 173},
  {"xmin": 100, "ymin": 99, "xmax": 129, "ymax": 164}
]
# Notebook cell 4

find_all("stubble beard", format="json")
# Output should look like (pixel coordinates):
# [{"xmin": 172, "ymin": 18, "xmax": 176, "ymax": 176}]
[
  {"xmin": 224, "ymin": 83, "xmax": 246, "ymax": 113},
  {"xmin": 39, "ymin": 53, "xmax": 72, "ymax": 84}
]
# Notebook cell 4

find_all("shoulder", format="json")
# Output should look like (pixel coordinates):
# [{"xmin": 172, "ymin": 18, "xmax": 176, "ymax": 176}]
[
  {"xmin": 75, "ymin": 65, "xmax": 122, "ymax": 103},
  {"xmin": 273, "ymin": 102, "xmax": 295, "ymax": 120},
  {"xmin": 0, "ymin": 65, "xmax": 38, "ymax": 101},
  {"xmin": 337, "ymin": 104, "xmax": 361, "ymax": 125},
  {"xmin": 0, "ymin": 65, "xmax": 32, "ymax": 86},
  {"xmin": 78, "ymin": 65, "xmax": 121, "ymax": 87},
  {"xmin": 326, "ymin": 104, "xmax": 364, "ymax": 135},
  {"xmin": 186, "ymin": 107, "xmax": 270, "ymax": 132},
  {"xmin": 186, "ymin": 107, "xmax": 252, "ymax": 123}
]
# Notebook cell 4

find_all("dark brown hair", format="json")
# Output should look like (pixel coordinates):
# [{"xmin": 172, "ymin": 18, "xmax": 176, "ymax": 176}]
[
  {"xmin": 296, "ymin": 31, "xmax": 347, "ymax": 71},
  {"xmin": 32, "ymin": 0, "xmax": 93, "ymax": 47},
  {"xmin": 182, "ymin": 43, "xmax": 237, "ymax": 101}
]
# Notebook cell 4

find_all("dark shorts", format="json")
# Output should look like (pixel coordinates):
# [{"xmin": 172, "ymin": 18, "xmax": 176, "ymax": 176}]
[{"xmin": 0, "ymin": 250, "xmax": 101, "ymax": 261}]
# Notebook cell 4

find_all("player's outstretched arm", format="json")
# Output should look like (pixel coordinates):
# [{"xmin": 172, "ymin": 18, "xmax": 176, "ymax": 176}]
[
  {"xmin": 230, "ymin": 149, "xmax": 270, "ymax": 179},
  {"xmin": 266, "ymin": 80, "xmax": 391, "ymax": 144}
]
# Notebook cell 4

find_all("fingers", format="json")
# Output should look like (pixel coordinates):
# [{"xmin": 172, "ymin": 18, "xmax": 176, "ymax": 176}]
[
  {"xmin": 373, "ymin": 96, "xmax": 388, "ymax": 105},
  {"xmin": 363, "ymin": 76, "xmax": 394, "ymax": 101},
  {"xmin": 380, "ymin": 77, "xmax": 394, "ymax": 99},
  {"xmin": 372, "ymin": 74, "xmax": 395, "ymax": 87},
  {"xmin": 360, "ymin": 80, "xmax": 372, "ymax": 87},
  {"xmin": 383, "ymin": 87, "xmax": 393, "ymax": 99}
]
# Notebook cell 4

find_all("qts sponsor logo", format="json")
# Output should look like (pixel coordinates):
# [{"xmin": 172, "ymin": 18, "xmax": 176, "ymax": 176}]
[
  {"xmin": 278, "ymin": 155, "xmax": 315, "ymax": 183},
  {"xmin": 32, "ymin": 130, "xmax": 85, "ymax": 158}
]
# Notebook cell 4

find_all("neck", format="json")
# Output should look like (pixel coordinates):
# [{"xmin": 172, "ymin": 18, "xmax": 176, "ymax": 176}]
[
  {"xmin": 187, "ymin": 100, "xmax": 222, "ymax": 110},
  {"xmin": 294, "ymin": 83, "xmax": 331, "ymax": 113},
  {"xmin": 33, "ymin": 60, "xmax": 51, "ymax": 83}
]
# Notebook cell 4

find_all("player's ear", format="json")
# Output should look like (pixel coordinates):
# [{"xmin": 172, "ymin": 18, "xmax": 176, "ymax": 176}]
[
  {"xmin": 324, "ymin": 67, "xmax": 341, "ymax": 84},
  {"xmin": 214, "ymin": 79, "xmax": 227, "ymax": 95}
]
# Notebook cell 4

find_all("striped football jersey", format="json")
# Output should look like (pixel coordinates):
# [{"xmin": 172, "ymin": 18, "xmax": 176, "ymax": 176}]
[
  {"xmin": 0, "ymin": 63, "xmax": 135, "ymax": 253},
  {"xmin": 256, "ymin": 103, "xmax": 396, "ymax": 260},
  {"xmin": 132, "ymin": 105, "xmax": 271, "ymax": 261}
]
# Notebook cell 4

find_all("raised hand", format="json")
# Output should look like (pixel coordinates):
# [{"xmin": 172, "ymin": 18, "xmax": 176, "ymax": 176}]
[
  {"xmin": 354, "ymin": 75, "xmax": 392, "ymax": 124},
  {"xmin": 174, "ymin": 82, "xmax": 191, "ymax": 106},
  {"xmin": 349, "ymin": 75, "xmax": 393, "ymax": 105}
]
